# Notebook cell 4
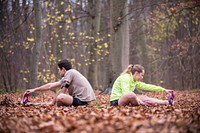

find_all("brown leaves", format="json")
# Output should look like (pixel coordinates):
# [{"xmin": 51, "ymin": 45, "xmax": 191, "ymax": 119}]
[{"xmin": 0, "ymin": 90, "xmax": 200, "ymax": 133}]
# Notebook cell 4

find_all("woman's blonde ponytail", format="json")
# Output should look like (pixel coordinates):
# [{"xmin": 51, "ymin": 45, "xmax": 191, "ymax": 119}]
[
  {"xmin": 121, "ymin": 64, "xmax": 144, "ymax": 75},
  {"xmin": 121, "ymin": 64, "xmax": 133, "ymax": 75}
]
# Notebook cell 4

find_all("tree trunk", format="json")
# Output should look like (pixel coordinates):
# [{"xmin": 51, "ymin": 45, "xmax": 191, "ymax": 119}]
[
  {"xmin": 121, "ymin": 1, "xmax": 129, "ymax": 70},
  {"xmin": 87, "ymin": 0, "xmax": 102, "ymax": 88},
  {"xmin": 136, "ymin": 1, "xmax": 149, "ymax": 82},
  {"xmin": 110, "ymin": 0, "xmax": 129, "ymax": 85},
  {"xmin": 29, "ymin": 0, "xmax": 42, "ymax": 88},
  {"xmin": 59, "ymin": 2, "xmax": 67, "ymax": 59}
]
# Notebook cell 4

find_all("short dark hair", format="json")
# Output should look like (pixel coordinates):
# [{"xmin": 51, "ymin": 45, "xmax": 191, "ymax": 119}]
[{"xmin": 57, "ymin": 59, "xmax": 72, "ymax": 70}]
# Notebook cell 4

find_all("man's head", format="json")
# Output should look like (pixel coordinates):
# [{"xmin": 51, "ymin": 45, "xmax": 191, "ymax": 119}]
[{"xmin": 57, "ymin": 59, "xmax": 72, "ymax": 77}]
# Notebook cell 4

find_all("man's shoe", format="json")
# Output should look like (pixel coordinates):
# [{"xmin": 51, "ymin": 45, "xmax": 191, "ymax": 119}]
[{"xmin": 21, "ymin": 92, "xmax": 30, "ymax": 105}]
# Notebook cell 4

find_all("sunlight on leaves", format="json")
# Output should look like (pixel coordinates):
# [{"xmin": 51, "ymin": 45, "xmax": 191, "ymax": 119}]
[{"xmin": 27, "ymin": 38, "xmax": 34, "ymax": 42}]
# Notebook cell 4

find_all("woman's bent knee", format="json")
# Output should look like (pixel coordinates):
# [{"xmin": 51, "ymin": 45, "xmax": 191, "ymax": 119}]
[
  {"xmin": 118, "ymin": 92, "xmax": 138, "ymax": 106},
  {"xmin": 126, "ymin": 92, "xmax": 137, "ymax": 100}
]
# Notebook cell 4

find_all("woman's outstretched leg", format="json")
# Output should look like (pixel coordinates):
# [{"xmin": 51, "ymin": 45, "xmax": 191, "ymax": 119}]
[{"xmin": 137, "ymin": 95, "xmax": 168, "ymax": 105}]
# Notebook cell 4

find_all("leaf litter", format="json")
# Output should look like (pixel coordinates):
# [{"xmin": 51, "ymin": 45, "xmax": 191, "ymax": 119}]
[{"xmin": 0, "ymin": 90, "xmax": 199, "ymax": 133}]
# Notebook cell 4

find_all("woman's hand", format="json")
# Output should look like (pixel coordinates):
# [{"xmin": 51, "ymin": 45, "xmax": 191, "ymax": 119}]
[
  {"xmin": 164, "ymin": 89, "xmax": 174, "ymax": 95},
  {"xmin": 136, "ymin": 97, "xmax": 145, "ymax": 105}
]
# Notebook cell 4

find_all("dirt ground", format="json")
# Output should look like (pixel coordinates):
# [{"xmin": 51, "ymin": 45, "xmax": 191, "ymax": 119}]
[{"xmin": 0, "ymin": 90, "xmax": 199, "ymax": 133}]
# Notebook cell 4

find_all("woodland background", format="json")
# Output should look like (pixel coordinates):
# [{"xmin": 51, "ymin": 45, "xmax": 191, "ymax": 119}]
[
  {"xmin": 0, "ymin": 0, "xmax": 200, "ymax": 92},
  {"xmin": 0, "ymin": 1, "xmax": 200, "ymax": 133}
]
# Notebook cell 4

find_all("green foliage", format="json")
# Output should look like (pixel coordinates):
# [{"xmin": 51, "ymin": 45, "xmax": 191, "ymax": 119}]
[
  {"xmin": 0, "ymin": 88, "xmax": 7, "ymax": 94},
  {"xmin": 147, "ymin": 1, "xmax": 200, "ymax": 57},
  {"xmin": 0, "ymin": 88, "xmax": 21, "ymax": 94},
  {"xmin": 145, "ymin": 1, "xmax": 200, "ymax": 89}
]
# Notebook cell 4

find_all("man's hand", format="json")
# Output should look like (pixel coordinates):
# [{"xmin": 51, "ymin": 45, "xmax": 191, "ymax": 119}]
[
  {"xmin": 25, "ymin": 88, "xmax": 36, "ymax": 94},
  {"xmin": 46, "ymin": 101, "xmax": 55, "ymax": 106}
]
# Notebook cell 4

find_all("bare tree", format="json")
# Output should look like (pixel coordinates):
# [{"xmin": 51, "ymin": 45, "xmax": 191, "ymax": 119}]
[
  {"xmin": 29, "ymin": 0, "xmax": 42, "ymax": 88},
  {"xmin": 87, "ymin": 0, "xmax": 102, "ymax": 88},
  {"xmin": 110, "ymin": 0, "xmax": 129, "ymax": 84}
]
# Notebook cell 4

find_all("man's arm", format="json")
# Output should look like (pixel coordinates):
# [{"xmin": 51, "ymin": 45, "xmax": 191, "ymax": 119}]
[{"xmin": 26, "ymin": 81, "xmax": 61, "ymax": 94}]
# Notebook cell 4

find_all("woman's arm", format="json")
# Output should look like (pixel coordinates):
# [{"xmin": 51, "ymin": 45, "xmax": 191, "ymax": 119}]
[
  {"xmin": 164, "ymin": 89, "xmax": 174, "ymax": 94},
  {"xmin": 136, "ymin": 82, "xmax": 165, "ymax": 92},
  {"xmin": 136, "ymin": 82, "xmax": 174, "ymax": 95}
]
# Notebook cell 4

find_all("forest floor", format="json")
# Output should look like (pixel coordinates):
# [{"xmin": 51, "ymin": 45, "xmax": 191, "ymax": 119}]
[{"xmin": 0, "ymin": 90, "xmax": 199, "ymax": 133}]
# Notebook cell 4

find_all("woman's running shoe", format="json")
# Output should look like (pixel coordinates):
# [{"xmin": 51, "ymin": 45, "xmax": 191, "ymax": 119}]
[{"xmin": 168, "ymin": 92, "xmax": 175, "ymax": 105}]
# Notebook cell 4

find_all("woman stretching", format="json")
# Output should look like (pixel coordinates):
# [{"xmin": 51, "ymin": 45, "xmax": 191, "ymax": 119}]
[{"xmin": 110, "ymin": 64, "xmax": 174, "ymax": 106}]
